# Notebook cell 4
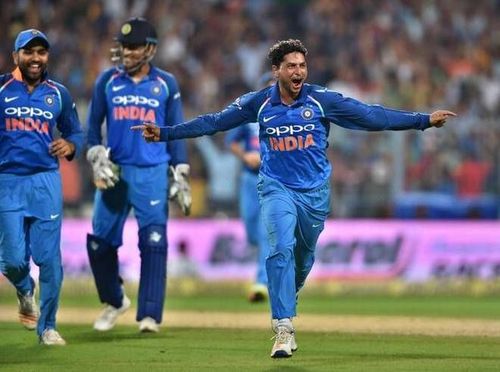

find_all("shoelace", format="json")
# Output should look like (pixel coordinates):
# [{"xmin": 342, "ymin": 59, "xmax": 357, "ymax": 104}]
[{"xmin": 271, "ymin": 330, "xmax": 293, "ymax": 344}]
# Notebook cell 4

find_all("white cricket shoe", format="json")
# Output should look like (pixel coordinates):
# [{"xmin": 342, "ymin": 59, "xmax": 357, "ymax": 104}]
[
  {"xmin": 270, "ymin": 319, "xmax": 297, "ymax": 358},
  {"xmin": 40, "ymin": 329, "xmax": 66, "ymax": 346},
  {"xmin": 138, "ymin": 317, "xmax": 159, "ymax": 333},
  {"xmin": 93, "ymin": 294, "xmax": 131, "ymax": 331},
  {"xmin": 272, "ymin": 318, "xmax": 298, "ymax": 353},
  {"xmin": 17, "ymin": 287, "xmax": 38, "ymax": 330}
]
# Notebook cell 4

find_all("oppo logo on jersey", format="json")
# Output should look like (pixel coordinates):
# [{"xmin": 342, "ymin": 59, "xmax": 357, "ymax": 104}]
[
  {"xmin": 265, "ymin": 123, "xmax": 315, "ymax": 136},
  {"xmin": 112, "ymin": 95, "xmax": 159, "ymax": 108},
  {"xmin": 4, "ymin": 106, "xmax": 54, "ymax": 120}
]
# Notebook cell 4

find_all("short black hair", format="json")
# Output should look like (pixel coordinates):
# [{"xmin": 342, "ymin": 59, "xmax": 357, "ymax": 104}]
[{"xmin": 268, "ymin": 39, "xmax": 308, "ymax": 67}]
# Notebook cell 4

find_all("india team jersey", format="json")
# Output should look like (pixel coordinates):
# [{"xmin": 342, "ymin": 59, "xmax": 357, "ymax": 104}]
[
  {"xmin": 0, "ymin": 68, "xmax": 83, "ymax": 175},
  {"xmin": 161, "ymin": 83, "xmax": 431, "ymax": 190},
  {"xmin": 87, "ymin": 66, "xmax": 187, "ymax": 166}
]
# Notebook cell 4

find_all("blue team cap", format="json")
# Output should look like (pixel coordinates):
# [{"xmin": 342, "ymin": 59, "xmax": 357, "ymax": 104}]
[{"xmin": 14, "ymin": 29, "xmax": 50, "ymax": 51}]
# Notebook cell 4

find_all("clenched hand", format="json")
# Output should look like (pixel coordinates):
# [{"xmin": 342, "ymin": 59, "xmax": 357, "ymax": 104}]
[{"xmin": 49, "ymin": 138, "xmax": 75, "ymax": 158}]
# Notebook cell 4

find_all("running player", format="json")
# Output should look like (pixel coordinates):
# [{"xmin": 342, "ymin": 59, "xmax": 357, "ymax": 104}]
[
  {"xmin": 0, "ymin": 29, "xmax": 84, "ymax": 345},
  {"xmin": 132, "ymin": 39, "xmax": 456, "ymax": 357}
]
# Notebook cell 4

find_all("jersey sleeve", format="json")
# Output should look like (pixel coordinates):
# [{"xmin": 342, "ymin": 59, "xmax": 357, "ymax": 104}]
[
  {"xmin": 316, "ymin": 88, "xmax": 431, "ymax": 131},
  {"xmin": 0, "ymin": 74, "xmax": 11, "ymax": 86},
  {"xmin": 57, "ymin": 85, "xmax": 84, "ymax": 160},
  {"xmin": 86, "ymin": 70, "xmax": 113, "ymax": 147},
  {"xmin": 159, "ymin": 92, "xmax": 260, "ymax": 141},
  {"xmin": 163, "ymin": 73, "xmax": 188, "ymax": 165}
]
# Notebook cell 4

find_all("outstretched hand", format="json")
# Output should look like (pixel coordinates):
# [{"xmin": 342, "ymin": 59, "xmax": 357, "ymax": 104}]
[
  {"xmin": 131, "ymin": 122, "xmax": 161, "ymax": 142},
  {"xmin": 429, "ymin": 110, "xmax": 457, "ymax": 128}
]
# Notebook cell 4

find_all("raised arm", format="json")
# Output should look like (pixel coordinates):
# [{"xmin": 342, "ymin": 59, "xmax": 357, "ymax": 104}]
[
  {"xmin": 316, "ymin": 88, "xmax": 456, "ymax": 131},
  {"xmin": 132, "ymin": 92, "xmax": 260, "ymax": 142}
]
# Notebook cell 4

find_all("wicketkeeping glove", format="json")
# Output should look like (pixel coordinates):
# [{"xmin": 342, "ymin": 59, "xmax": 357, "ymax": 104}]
[
  {"xmin": 86, "ymin": 145, "xmax": 120, "ymax": 190},
  {"xmin": 169, "ymin": 164, "xmax": 192, "ymax": 216}
]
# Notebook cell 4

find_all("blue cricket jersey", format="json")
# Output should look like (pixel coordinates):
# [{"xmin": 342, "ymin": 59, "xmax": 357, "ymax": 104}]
[
  {"xmin": 224, "ymin": 122, "xmax": 260, "ymax": 175},
  {"xmin": 160, "ymin": 82, "xmax": 431, "ymax": 190},
  {"xmin": 87, "ymin": 65, "xmax": 187, "ymax": 166},
  {"xmin": 0, "ymin": 68, "xmax": 83, "ymax": 175}
]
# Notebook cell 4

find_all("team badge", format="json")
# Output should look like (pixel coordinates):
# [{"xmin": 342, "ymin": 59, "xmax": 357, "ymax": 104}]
[
  {"xmin": 121, "ymin": 23, "xmax": 132, "ymax": 35},
  {"xmin": 45, "ymin": 96, "xmax": 54, "ymax": 106},
  {"xmin": 151, "ymin": 85, "xmax": 161, "ymax": 95},
  {"xmin": 301, "ymin": 108, "xmax": 314, "ymax": 120}
]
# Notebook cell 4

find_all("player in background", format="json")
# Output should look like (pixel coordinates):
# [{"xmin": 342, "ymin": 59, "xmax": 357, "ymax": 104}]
[
  {"xmin": 86, "ymin": 17, "xmax": 191, "ymax": 334},
  {"xmin": 224, "ymin": 72, "xmax": 274, "ymax": 303},
  {"xmin": 132, "ymin": 39, "xmax": 456, "ymax": 357},
  {"xmin": 0, "ymin": 29, "xmax": 83, "ymax": 345}
]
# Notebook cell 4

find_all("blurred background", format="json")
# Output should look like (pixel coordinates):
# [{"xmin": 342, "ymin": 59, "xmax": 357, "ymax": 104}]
[
  {"xmin": 1, "ymin": 0, "xmax": 498, "ymax": 219},
  {"xmin": 0, "ymin": 0, "xmax": 499, "ymax": 286}
]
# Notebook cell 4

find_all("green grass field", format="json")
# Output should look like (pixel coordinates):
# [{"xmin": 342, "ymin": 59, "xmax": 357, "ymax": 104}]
[
  {"xmin": 2, "ymin": 323, "xmax": 500, "ymax": 372},
  {"xmin": 1, "ymin": 279, "xmax": 500, "ymax": 371}
]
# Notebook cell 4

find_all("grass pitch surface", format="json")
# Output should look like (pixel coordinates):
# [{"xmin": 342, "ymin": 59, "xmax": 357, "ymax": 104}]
[
  {"xmin": 1, "ymin": 279, "xmax": 500, "ymax": 371},
  {"xmin": 1, "ymin": 323, "xmax": 500, "ymax": 371}
]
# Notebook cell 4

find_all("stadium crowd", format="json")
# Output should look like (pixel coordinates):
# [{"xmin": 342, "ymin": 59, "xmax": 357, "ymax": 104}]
[{"xmin": 1, "ymin": 0, "xmax": 498, "ymax": 218}]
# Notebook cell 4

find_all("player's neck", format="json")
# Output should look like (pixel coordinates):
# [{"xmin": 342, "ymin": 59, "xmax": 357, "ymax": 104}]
[
  {"xmin": 280, "ymin": 89, "xmax": 297, "ymax": 105},
  {"xmin": 22, "ymin": 77, "xmax": 42, "ymax": 92},
  {"xmin": 128, "ymin": 63, "xmax": 150, "ymax": 83}
]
